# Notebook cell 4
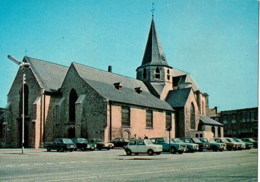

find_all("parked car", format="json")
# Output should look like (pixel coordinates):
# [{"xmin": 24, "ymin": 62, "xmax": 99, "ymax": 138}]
[
  {"xmin": 214, "ymin": 138, "xmax": 240, "ymax": 151},
  {"xmin": 90, "ymin": 138, "xmax": 114, "ymax": 150},
  {"xmin": 242, "ymin": 138, "xmax": 257, "ymax": 148},
  {"xmin": 172, "ymin": 138, "xmax": 199, "ymax": 153},
  {"xmin": 71, "ymin": 138, "xmax": 96, "ymax": 151},
  {"xmin": 111, "ymin": 138, "xmax": 129, "ymax": 148},
  {"xmin": 225, "ymin": 137, "xmax": 245, "ymax": 150},
  {"xmin": 233, "ymin": 138, "xmax": 253, "ymax": 149},
  {"xmin": 199, "ymin": 138, "xmax": 226, "ymax": 152},
  {"xmin": 124, "ymin": 139, "xmax": 163, "ymax": 156},
  {"xmin": 180, "ymin": 137, "xmax": 210, "ymax": 152},
  {"xmin": 45, "ymin": 138, "xmax": 76, "ymax": 152},
  {"xmin": 150, "ymin": 137, "xmax": 186, "ymax": 154}
]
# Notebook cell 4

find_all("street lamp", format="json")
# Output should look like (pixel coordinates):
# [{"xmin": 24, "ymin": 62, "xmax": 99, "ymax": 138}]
[{"xmin": 7, "ymin": 55, "xmax": 30, "ymax": 154}]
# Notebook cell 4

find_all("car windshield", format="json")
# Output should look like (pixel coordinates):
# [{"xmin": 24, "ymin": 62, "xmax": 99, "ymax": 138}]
[
  {"xmin": 172, "ymin": 139, "xmax": 182, "ymax": 143},
  {"xmin": 235, "ymin": 139, "xmax": 243, "ymax": 142},
  {"xmin": 145, "ymin": 139, "xmax": 153, "ymax": 145},
  {"xmin": 94, "ymin": 139, "xmax": 102, "ymax": 142},
  {"xmin": 192, "ymin": 138, "xmax": 202, "ymax": 143},
  {"xmin": 221, "ymin": 139, "xmax": 229, "ymax": 143},
  {"xmin": 199, "ymin": 138, "xmax": 208, "ymax": 143},
  {"xmin": 209, "ymin": 139, "xmax": 217, "ymax": 143},
  {"xmin": 78, "ymin": 138, "xmax": 87, "ymax": 142},
  {"xmin": 62, "ymin": 139, "xmax": 73, "ymax": 144},
  {"xmin": 248, "ymin": 138, "xmax": 255, "ymax": 142},
  {"xmin": 227, "ymin": 138, "xmax": 236, "ymax": 142}
]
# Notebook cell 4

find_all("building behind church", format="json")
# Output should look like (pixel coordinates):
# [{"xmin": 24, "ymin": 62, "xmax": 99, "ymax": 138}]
[{"xmin": 1, "ymin": 18, "xmax": 223, "ymax": 148}]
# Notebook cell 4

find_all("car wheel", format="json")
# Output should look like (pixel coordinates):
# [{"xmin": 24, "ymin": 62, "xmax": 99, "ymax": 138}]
[
  {"xmin": 212, "ymin": 146, "xmax": 218, "ymax": 152},
  {"xmin": 199, "ymin": 148, "xmax": 203, "ymax": 152},
  {"xmin": 170, "ymin": 147, "xmax": 177, "ymax": 154},
  {"xmin": 59, "ymin": 148, "xmax": 64, "ymax": 152},
  {"xmin": 135, "ymin": 153, "xmax": 138, "ymax": 155},
  {"xmin": 219, "ymin": 148, "xmax": 224, "ymax": 152},
  {"xmin": 126, "ymin": 149, "xmax": 132, "ymax": 156},
  {"xmin": 187, "ymin": 147, "xmax": 194, "ymax": 153},
  {"xmin": 227, "ymin": 146, "xmax": 232, "ymax": 151},
  {"xmin": 97, "ymin": 146, "xmax": 102, "ymax": 150},
  {"xmin": 178, "ymin": 151, "xmax": 183, "ymax": 154},
  {"xmin": 81, "ymin": 147, "xmax": 86, "ymax": 151},
  {"xmin": 91, "ymin": 147, "xmax": 95, "ymax": 151},
  {"xmin": 148, "ymin": 149, "xmax": 154, "ymax": 156},
  {"xmin": 47, "ymin": 147, "xmax": 51, "ymax": 152},
  {"xmin": 70, "ymin": 149, "xmax": 74, "ymax": 152}
]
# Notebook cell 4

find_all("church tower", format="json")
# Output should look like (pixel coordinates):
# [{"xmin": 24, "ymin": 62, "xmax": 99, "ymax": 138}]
[{"xmin": 136, "ymin": 18, "xmax": 173, "ymax": 99}]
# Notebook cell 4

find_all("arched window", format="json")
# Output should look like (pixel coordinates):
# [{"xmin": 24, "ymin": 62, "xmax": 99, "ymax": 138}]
[
  {"xmin": 69, "ymin": 89, "xmax": 78, "ymax": 122},
  {"xmin": 143, "ymin": 68, "xmax": 147, "ymax": 79},
  {"xmin": 155, "ymin": 67, "xmax": 160, "ymax": 79},
  {"xmin": 19, "ymin": 84, "xmax": 29, "ymax": 116},
  {"xmin": 190, "ymin": 103, "xmax": 195, "ymax": 129}
]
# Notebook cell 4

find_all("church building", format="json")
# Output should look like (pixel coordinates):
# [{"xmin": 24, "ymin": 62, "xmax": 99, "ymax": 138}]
[{"xmin": 1, "ymin": 18, "xmax": 223, "ymax": 148}]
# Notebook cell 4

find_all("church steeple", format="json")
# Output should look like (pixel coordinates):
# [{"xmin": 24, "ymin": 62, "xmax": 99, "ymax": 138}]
[
  {"xmin": 138, "ymin": 19, "xmax": 171, "ymax": 69},
  {"xmin": 136, "ymin": 18, "xmax": 173, "ymax": 99}
]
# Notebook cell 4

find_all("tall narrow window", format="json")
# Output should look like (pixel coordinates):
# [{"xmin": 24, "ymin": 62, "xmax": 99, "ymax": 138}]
[
  {"xmin": 143, "ymin": 68, "xmax": 147, "ymax": 79},
  {"xmin": 167, "ymin": 69, "xmax": 170, "ymax": 80},
  {"xmin": 190, "ymin": 103, "xmax": 195, "ymax": 129},
  {"xmin": 69, "ymin": 89, "xmax": 78, "ymax": 122},
  {"xmin": 121, "ymin": 106, "xmax": 130, "ymax": 127},
  {"xmin": 146, "ymin": 110, "xmax": 153, "ymax": 128},
  {"xmin": 19, "ymin": 84, "xmax": 29, "ymax": 116},
  {"xmin": 155, "ymin": 67, "xmax": 160, "ymax": 79}
]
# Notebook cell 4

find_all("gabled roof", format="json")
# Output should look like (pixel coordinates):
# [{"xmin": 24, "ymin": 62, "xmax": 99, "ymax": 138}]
[
  {"xmin": 165, "ymin": 88, "xmax": 192, "ymax": 108},
  {"xmin": 138, "ymin": 19, "xmax": 171, "ymax": 69},
  {"xmin": 24, "ymin": 57, "xmax": 69, "ymax": 92},
  {"xmin": 72, "ymin": 63, "xmax": 173, "ymax": 111},
  {"xmin": 172, "ymin": 67, "xmax": 199, "ymax": 91},
  {"xmin": 199, "ymin": 115, "xmax": 223, "ymax": 126}
]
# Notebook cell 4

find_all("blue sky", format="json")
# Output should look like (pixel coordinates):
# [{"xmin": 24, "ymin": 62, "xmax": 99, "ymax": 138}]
[{"xmin": 0, "ymin": 0, "xmax": 258, "ymax": 111}]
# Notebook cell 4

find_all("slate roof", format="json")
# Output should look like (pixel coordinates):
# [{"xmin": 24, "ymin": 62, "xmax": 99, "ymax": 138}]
[
  {"xmin": 24, "ymin": 57, "xmax": 69, "ymax": 92},
  {"xmin": 165, "ymin": 88, "xmax": 192, "ymax": 108},
  {"xmin": 172, "ymin": 67, "xmax": 199, "ymax": 91},
  {"xmin": 138, "ymin": 19, "xmax": 171, "ymax": 69},
  {"xmin": 199, "ymin": 115, "xmax": 223, "ymax": 126},
  {"xmin": 73, "ymin": 63, "xmax": 173, "ymax": 111}
]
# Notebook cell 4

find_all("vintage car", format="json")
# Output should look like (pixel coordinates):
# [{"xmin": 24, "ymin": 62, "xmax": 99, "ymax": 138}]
[
  {"xmin": 214, "ymin": 138, "xmax": 240, "ymax": 151},
  {"xmin": 71, "ymin": 138, "xmax": 96, "ymax": 151},
  {"xmin": 180, "ymin": 137, "xmax": 210, "ymax": 152},
  {"xmin": 90, "ymin": 138, "xmax": 114, "ymax": 150},
  {"xmin": 124, "ymin": 139, "xmax": 162, "ymax": 156},
  {"xmin": 45, "ymin": 138, "xmax": 76, "ymax": 152},
  {"xmin": 172, "ymin": 138, "xmax": 199, "ymax": 153},
  {"xmin": 111, "ymin": 138, "xmax": 129, "ymax": 148},
  {"xmin": 233, "ymin": 138, "xmax": 253, "ymax": 149},
  {"xmin": 225, "ymin": 137, "xmax": 246, "ymax": 150},
  {"xmin": 150, "ymin": 137, "xmax": 186, "ymax": 154},
  {"xmin": 200, "ymin": 138, "xmax": 226, "ymax": 151},
  {"xmin": 242, "ymin": 138, "xmax": 257, "ymax": 148}
]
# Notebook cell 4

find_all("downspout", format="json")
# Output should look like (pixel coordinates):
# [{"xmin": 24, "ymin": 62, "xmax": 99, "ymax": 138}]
[
  {"xmin": 43, "ymin": 91, "xmax": 46, "ymax": 146},
  {"xmin": 109, "ymin": 100, "xmax": 112, "ymax": 142}
]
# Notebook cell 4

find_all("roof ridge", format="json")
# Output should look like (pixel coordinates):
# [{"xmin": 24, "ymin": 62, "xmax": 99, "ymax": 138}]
[
  {"xmin": 72, "ymin": 62, "xmax": 144, "ymax": 84},
  {"xmin": 25, "ymin": 56, "xmax": 69, "ymax": 68}
]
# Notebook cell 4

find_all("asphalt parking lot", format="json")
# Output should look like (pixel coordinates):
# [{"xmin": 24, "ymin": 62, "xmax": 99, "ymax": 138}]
[{"xmin": 0, "ymin": 148, "xmax": 257, "ymax": 182}]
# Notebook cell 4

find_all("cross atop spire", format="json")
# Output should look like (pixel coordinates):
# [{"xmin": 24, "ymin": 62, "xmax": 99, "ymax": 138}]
[{"xmin": 151, "ymin": 3, "xmax": 155, "ymax": 18}]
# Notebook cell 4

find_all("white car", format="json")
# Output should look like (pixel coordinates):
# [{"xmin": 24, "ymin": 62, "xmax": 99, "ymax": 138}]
[{"xmin": 124, "ymin": 139, "xmax": 163, "ymax": 155}]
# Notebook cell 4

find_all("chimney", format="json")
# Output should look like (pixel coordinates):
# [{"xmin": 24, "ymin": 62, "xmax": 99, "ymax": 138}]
[{"xmin": 108, "ymin": 65, "xmax": 112, "ymax": 72}]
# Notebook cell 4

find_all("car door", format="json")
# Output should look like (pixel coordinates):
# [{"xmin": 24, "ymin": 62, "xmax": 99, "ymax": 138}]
[{"xmin": 136, "ymin": 139, "xmax": 146, "ymax": 153}]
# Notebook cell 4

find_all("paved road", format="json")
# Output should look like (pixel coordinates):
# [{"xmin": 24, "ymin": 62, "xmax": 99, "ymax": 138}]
[{"xmin": 0, "ymin": 148, "xmax": 257, "ymax": 182}]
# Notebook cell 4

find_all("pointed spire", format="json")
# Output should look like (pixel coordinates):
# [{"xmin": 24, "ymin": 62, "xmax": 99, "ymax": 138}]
[{"xmin": 139, "ymin": 19, "xmax": 171, "ymax": 68}]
